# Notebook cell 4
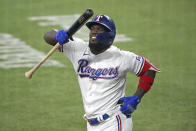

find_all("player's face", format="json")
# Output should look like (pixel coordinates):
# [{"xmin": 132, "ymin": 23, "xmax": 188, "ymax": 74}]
[
  {"xmin": 89, "ymin": 24, "xmax": 109, "ymax": 54},
  {"xmin": 89, "ymin": 24, "xmax": 105, "ymax": 44}
]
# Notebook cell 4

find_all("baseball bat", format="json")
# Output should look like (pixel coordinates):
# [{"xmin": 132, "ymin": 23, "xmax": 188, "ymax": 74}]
[{"xmin": 25, "ymin": 8, "xmax": 94, "ymax": 79}]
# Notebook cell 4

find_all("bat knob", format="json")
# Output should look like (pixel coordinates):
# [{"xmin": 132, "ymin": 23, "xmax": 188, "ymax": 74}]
[{"xmin": 25, "ymin": 71, "xmax": 33, "ymax": 79}]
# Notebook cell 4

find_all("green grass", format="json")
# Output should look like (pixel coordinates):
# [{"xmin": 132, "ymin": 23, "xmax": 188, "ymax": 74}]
[{"xmin": 0, "ymin": 0, "xmax": 195, "ymax": 131}]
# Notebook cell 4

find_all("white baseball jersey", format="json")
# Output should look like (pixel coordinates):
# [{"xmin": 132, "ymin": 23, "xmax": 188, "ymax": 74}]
[{"xmin": 63, "ymin": 38, "xmax": 144, "ymax": 119}]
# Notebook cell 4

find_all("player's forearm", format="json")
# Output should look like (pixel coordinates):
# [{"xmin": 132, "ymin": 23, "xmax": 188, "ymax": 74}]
[
  {"xmin": 135, "ymin": 70, "xmax": 156, "ymax": 99},
  {"xmin": 135, "ymin": 87, "xmax": 146, "ymax": 99},
  {"xmin": 44, "ymin": 29, "xmax": 58, "ymax": 46}
]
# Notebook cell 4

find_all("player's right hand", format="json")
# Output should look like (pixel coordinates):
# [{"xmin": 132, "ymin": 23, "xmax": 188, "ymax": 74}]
[{"xmin": 55, "ymin": 29, "xmax": 69, "ymax": 45}]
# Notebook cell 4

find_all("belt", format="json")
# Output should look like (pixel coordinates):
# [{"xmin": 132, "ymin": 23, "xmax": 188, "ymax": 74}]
[{"xmin": 87, "ymin": 113, "xmax": 109, "ymax": 125}]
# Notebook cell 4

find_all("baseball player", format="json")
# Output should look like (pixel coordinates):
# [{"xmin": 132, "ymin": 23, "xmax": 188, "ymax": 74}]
[{"xmin": 46, "ymin": 14, "xmax": 160, "ymax": 131}]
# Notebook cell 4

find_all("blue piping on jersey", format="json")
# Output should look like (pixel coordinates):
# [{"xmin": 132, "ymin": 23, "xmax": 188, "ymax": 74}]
[{"xmin": 136, "ymin": 57, "xmax": 144, "ymax": 76}]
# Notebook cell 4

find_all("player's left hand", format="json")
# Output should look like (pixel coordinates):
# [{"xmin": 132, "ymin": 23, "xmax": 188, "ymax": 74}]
[
  {"xmin": 55, "ymin": 29, "xmax": 69, "ymax": 45},
  {"xmin": 118, "ymin": 94, "xmax": 140, "ymax": 118}
]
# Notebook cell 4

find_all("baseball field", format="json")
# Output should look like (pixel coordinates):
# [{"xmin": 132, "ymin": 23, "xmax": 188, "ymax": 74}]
[{"xmin": 0, "ymin": 0, "xmax": 195, "ymax": 130}]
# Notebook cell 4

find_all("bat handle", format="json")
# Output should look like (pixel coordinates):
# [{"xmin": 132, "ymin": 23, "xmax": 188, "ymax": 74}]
[{"xmin": 25, "ymin": 43, "xmax": 61, "ymax": 79}]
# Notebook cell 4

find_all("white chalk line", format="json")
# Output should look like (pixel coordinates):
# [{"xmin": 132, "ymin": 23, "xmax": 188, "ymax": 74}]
[{"xmin": 0, "ymin": 33, "xmax": 64, "ymax": 69}]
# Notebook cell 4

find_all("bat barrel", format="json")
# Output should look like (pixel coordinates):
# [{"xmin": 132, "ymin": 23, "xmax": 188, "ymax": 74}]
[{"xmin": 67, "ymin": 8, "xmax": 94, "ymax": 38}]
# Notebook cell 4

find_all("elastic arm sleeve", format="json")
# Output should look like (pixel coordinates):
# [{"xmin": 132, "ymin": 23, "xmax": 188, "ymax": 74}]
[{"xmin": 137, "ymin": 58, "xmax": 160, "ymax": 91}]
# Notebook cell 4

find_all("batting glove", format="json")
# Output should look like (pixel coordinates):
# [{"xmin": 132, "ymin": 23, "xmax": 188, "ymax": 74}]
[
  {"xmin": 55, "ymin": 29, "xmax": 69, "ymax": 45},
  {"xmin": 118, "ymin": 94, "xmax": 140, "ymax": 118}
]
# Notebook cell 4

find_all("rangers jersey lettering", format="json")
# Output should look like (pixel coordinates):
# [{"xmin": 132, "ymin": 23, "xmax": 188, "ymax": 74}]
[{"xmin": 77, "ymin": 59, "xmax": 119, "ymax": 80}]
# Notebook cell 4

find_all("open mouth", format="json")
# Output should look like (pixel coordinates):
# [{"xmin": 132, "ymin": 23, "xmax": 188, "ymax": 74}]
[{"xmin": 90, "ymin": 36, "xmax": 97, "ymax": 43}]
